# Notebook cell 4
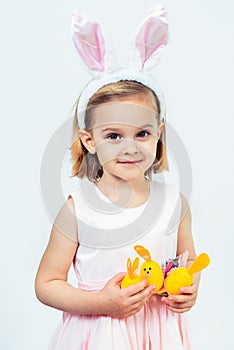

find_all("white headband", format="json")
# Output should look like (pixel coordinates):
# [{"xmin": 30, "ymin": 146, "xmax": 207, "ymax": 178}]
[{"xmin": 71, "ymin": 6, "xmax": 168, "ymax": 129}]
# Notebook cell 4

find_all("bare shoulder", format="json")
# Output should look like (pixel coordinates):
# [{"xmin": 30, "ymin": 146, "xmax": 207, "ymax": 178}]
[
  {"xmin": 52, "ymin": 196, "xmax": 78, "ymax": 244},
  {"xmin": 177, "ymin": 192, "xmax": 196, "ymax": 259},
  {"xmin": 179, "ymin": 192, "xmax": 192, "ymax": 223},
  {"xmin": 35, "ymin": 198, "xmax": 79, "ymax": 287}
]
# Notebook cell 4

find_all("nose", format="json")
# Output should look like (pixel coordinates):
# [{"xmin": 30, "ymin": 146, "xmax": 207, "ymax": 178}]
[{"xmin": 122, "ymin": 138, "xmax": 139, "ymax": 155}]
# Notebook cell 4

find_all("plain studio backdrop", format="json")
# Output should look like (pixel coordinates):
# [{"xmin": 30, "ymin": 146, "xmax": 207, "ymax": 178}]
[{"xmin": 2, "ymin": 0, "xmax": 234, "ymax": 349}]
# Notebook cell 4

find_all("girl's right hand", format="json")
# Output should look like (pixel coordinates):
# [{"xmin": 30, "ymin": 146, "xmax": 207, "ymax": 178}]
[{"xmin": 97, "ymin": 272, "xmax": 155, "ymax": 318}]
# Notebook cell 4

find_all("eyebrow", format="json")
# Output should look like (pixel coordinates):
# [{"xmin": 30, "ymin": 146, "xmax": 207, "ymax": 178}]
[{"xmin": 101, "ymin": 124, "xmax": 155, "ymax": 132}]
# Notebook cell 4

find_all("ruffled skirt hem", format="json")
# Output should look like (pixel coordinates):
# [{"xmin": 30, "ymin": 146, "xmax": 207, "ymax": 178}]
[{"xmin": 48, "ymin": 296, "xmax": 194, "ymax": 350}]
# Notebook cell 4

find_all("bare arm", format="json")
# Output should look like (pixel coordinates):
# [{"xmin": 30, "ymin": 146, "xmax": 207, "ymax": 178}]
[
  {"xmin": 35, "ymin": 198, "xmax": 155, "ymax": 317},
  {"xmin": 161, "ymin": 193, "xmax": 200, "ymax": 313},
  {"xmin": 35, "ymin": 198, "xmax": 101, "ymax": 314},
  {"xmin": 177, "ymin": 193, "xmax": 200, "ymax": 285}
]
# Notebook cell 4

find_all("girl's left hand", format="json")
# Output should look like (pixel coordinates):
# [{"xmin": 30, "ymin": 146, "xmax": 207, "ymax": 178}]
[{"xmin": 160, "ymin": 283, "xmax": 198, "ymax": 313}]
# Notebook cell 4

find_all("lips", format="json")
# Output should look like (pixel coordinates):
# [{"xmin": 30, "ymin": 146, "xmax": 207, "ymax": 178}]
[
  {"xmin": 117, "ymin": 160, "xmax": 142, "ymax": 166},
  {"xmin": 118, "ymin": 160, "xmax": 141, "ymax": 163}
]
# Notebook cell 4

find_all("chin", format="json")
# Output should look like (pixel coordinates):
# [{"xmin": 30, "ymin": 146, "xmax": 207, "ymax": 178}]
[{"xmin": 116, "ymin": 172, "xmax": 145, "ymax": 182}]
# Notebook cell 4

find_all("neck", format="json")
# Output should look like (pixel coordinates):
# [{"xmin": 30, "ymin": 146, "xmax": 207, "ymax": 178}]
[{"xmin": 95, "ymin": 174, "xmax": 150, "ymax": 208}]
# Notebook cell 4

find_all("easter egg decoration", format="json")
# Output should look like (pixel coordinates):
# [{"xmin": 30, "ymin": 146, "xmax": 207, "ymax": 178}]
[
  {"xmin": 165, "ymin": 252, "xmax": 210, "ymax": 295},
  {"xmin": 134, "ymin": 245, "xmax": 164, "ymax": 293},
  {"xmin": 121, "ymin": 257, "xmax": 142, "ymax": 288}
]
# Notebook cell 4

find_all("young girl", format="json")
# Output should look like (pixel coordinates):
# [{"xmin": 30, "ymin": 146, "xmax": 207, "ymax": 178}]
[{"xmin": 35, "ymin": 8, "xmax": 199, "ymax": 350}]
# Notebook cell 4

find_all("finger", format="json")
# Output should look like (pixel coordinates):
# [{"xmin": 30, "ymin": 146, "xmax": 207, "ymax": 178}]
[
  {"xmin": 180, "ymin": 283, "xmax": 198, "ymax": 294},
  {"xmin": 120, "ymin": 297, "xmax": 146, "ymax": 318},
  {"xmin": 165, "ymin": 297, "xmax": 196, "ymax": 311},
  {"xmin": 123, "ymin": 279, "xmax": 149, "ymax": 296},
  {"xmin": 165, "ymin": 296, "xmax": 194, "ymax": 308},
  {"xmin": 127, "ymin": 286, "xmax": 156, "ymax": 316},
  {"xmin": 129, "ymin": 285, "xmax": 155, "ymax": 305},
  {"xmin": 161, "ymin": 294, "xmax": 196, "ymax": 310},
  {"xmin": 167, "ymin": 305, "xmax": 191, "ymax": 313},
  {"xmin": 167, "ymin": 293, "xmax": 197, "ymax": 305},
  {"xmin": 168, "ymin": 299, "xmax": 194, "ymax": 309},
  {"xmin": 110, "ymin": 272, "xmax": 127, "ymax": 285}
]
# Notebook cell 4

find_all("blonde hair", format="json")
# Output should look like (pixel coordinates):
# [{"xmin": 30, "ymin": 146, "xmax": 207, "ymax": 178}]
[{"xmin": 70, "ymin": 80, "xmax": 169, "ymax": 181}]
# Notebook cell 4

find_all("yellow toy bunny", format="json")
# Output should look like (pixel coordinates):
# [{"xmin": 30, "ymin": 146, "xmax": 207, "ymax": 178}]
[
  {"xmin": 121, "ymin": 246, "xmax": 164, "ymax": 293},
  {"xmin": 134, "ymin": 245, "xmax": 164, "ymax": 293},
  {"xmin": 165, "ymin": 252, "xmax": 210, "ymax": 295}
]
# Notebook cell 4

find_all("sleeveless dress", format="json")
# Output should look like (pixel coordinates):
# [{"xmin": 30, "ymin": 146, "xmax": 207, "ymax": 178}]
[{"xmin": 48, "ymin": 179, "xmax": 194, "ymax": 350}]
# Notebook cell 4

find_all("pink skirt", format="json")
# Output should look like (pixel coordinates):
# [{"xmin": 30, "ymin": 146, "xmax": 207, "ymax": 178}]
[{"xmin": 48, "ymin": 281, "xmax": 194, "ymax": 350}]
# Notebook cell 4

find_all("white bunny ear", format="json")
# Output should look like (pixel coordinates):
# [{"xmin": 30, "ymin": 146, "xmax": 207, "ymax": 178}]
[
  {"xmin": 71, "ymin": 12, "xmax": 106, "ymax": 73},
  {"xmin": 135, "ymin": 6, "xmax": 168, "ymax": 69}
]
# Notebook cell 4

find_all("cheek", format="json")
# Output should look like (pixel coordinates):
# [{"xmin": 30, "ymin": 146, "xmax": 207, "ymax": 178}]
[
  {"xmin": 141, "ymin": 140, "xmax": 158, "ymax": 159},
  {"xmin": 95, "ymin": 143, "xmax": 120, "ymax": 165}
]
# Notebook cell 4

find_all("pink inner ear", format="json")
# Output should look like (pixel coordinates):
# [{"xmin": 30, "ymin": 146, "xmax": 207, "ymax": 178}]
[
  {"xmin": 71, "ymin": 13, "xmax": 106, "ymax": 72},
  {"xmin": 136, "ymin": 10, "xmax": 168, "ymax": 68},
  {"xmin": 142, "ymin": 253, "xmax": 151, "ymax": 262}
]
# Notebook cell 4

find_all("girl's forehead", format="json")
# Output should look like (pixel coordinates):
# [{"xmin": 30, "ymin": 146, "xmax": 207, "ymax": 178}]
[{"xmin": 90, "ymin": 102, "xmax": 158, "ymax": 129}]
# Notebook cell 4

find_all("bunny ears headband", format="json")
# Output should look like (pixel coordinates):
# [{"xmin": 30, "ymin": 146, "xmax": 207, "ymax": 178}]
[{"xmin": 71, "ymin": 6, "xmax": 168, "ymax": 129}]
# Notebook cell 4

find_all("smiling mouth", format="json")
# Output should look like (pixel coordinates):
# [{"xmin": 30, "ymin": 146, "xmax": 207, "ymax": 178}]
[{"xmin": 117, "ymin": 160, "xmax": 142, "ymax": 165}]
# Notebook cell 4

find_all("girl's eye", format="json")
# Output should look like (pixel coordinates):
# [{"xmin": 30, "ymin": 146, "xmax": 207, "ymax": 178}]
[
  {"xmin": 106, "ymin": 133, "xmax": 122, "ymax": 140},
  {"xmin": 137, "ymin": 130, "xmax": 150, "ymax": 138}
]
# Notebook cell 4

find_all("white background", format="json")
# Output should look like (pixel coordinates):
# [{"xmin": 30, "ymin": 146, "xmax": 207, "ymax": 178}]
[{"xmin": 3, "ymin": 0, "xmax": 234, "ymax": 348}]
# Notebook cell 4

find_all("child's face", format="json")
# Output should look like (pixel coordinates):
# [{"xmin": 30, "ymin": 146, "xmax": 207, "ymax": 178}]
[{"xmin": 81, "ymin": 97, "xmax": 164, "ymax": 183}]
